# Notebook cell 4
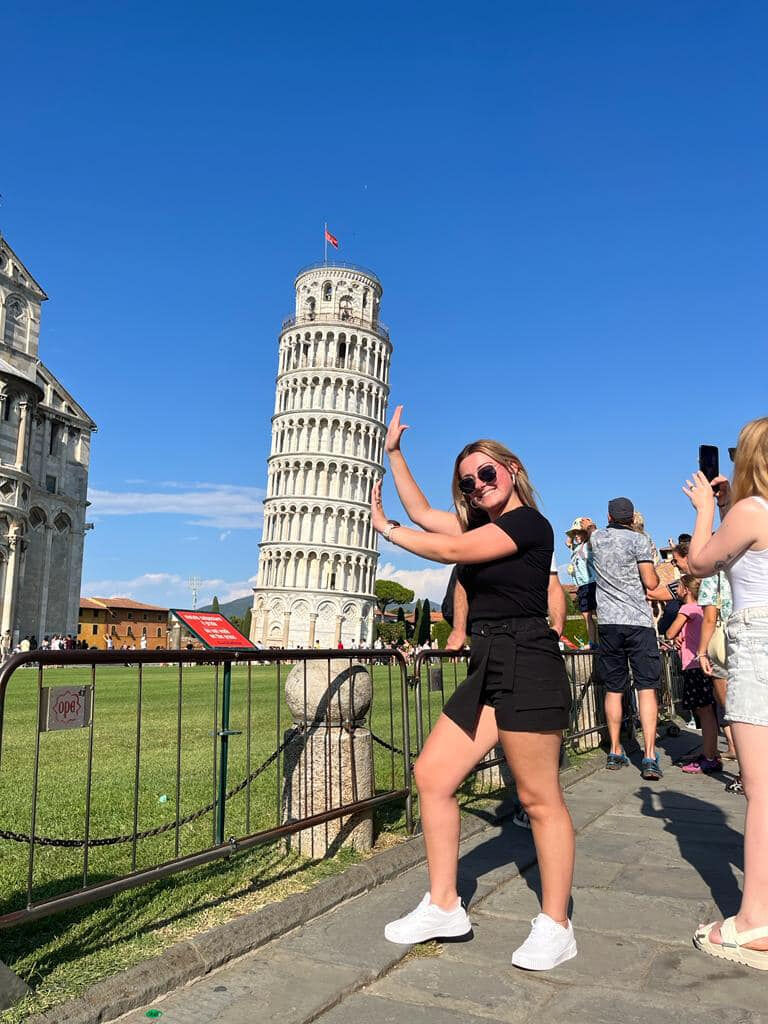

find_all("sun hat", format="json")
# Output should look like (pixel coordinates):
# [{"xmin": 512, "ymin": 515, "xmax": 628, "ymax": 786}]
[{"xmin": 565, "ymin": 517, "xmax": 595, "ymax": 537}]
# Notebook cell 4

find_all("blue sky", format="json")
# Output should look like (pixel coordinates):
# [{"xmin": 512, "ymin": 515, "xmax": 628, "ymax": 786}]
[{"xmin": 3, "ymin": 2, "xmax": 767, "ymax": 607}]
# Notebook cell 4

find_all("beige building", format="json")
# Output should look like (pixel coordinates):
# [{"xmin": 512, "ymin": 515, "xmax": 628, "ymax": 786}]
[
  {"xmin": 0, "ymin": 237, "xmax": 96, "ymax": 645},
  {"xmin": 79, "ymin": 598, "xmax": 168, "ymax": 649},
  {"xmin": 250, "ymin": 262, "xmax": 391, "ymax": 648}
]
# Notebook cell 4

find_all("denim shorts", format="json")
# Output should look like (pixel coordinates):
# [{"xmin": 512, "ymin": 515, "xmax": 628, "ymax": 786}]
[{"xmin": 725, "ymin": 605, "xmax": 768, "ymax": 727}]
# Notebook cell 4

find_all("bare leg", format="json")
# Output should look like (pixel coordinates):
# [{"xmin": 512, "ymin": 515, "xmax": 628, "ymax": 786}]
[
  {"xmin": 712, "ymin": 676, "xmax": 737, "ymax": 758},
  {"xmin": 636, "ymin": 688, "xmax": 659, "ymax": 759},
  {"xmin": 413, "ymin": 706, "xmax": 499, "ymax": 910},
  {"xmin": 499, "ymin": 730, "xmax": 574, "ymax": 924},
  {"xmin": 704, "ymin": 722, "xmax": 768, "ymax": 950},
  {"xmin": 604, "ymin": 691, "xmax": 624, "ymax": 755},
  {"xmin": 579, "ymin": 612, "xmax": 591, "ymax": 646},
  {"xmin": 697, "ymin": 703, "xmax": 718, "ymax": 760}
]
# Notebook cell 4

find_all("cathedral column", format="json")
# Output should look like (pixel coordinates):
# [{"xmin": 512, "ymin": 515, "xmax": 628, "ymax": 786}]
[
  {"xmin": 14, "ymin": 400, "xmax": 30, "ymax": 470},
  {"xmin": 282, "ymin": 610, "xmax": 291, "ymax": 647},
  {"xmin": 39, "ymin": 418, "xmax": 51, "ymax": 485},
  {"xmin": 1, "ymin": 527, "xmax": 23, "ymax": 640},
  {"xmin": 36, "ymin": 524, "xmax": 54, "ymax": 641},
  {"xmin": 334, "ymin": 614, "xmax": 343, "ymax": 647},
  {"xmin": 308, "ymin": 612, "xmax": 318, "ymax": 647},
  {"xmin": 58, "ymin": 424, "xmax": 69, "ymax": 483}
]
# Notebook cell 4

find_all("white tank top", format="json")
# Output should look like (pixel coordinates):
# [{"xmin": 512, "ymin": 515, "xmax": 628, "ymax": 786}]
[{"xmin": 728, "ymin": 496, "xmax": 768, "ymax": 612}]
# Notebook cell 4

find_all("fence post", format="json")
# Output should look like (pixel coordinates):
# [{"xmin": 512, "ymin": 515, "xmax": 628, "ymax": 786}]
[{"xmin": 215, "ymin": 659, "xmax": 238, "ymax": 845}]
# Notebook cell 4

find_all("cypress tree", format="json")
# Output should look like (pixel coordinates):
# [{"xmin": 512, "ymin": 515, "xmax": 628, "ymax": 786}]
[
  {"xmin": 412, "ymin": 599, "xmax": 422, "ymax": 642},
  {"xmin": 212, "ymin": 595, "xmax": 220, "ymax": 614},
  {"xmin": 419, "ymin": 598, "xmax": 431, "ymax": 645}
]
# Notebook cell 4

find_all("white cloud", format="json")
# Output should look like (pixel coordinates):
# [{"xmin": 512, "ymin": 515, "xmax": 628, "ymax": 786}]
[
  {"xmin": 87, "ymin": 483, "xmax": 264, "ymax": 530},
  {"xmin": 377, "ymin": 562, "xmax": 452, "ymax": 603},
  {"xmin": 81, "ymin": 572, "xmax": 257, "ymax": 607},
  {"xmin": 219, "ymin": 531, "xmax": 231, "ymax": 542}
]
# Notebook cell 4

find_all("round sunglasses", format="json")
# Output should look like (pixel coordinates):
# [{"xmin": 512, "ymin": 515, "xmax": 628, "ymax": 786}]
[{"xmin": 458, "ymin": 463, "xmax": 497, "ymax": 495}]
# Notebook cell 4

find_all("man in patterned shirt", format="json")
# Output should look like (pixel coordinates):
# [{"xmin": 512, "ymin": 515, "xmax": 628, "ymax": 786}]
[{"xmin": 590, "ymin": 497, "xmax": 663, "ymax": 780}]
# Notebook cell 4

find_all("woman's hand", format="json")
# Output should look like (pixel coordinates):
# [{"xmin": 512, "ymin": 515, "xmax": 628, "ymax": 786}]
[
  {"xmin": 444, "ymin": 629, "xmax": 466, "ymax": 651},
  {"xmin": 385, "ymin": 405, "xmax": 409, "ymax": 455},
  {"xmin": 371, "ymin": 480, "xmax": 389, "ymax": 534},
  {"xmin": 699, "ymin": 652, "xmax": 714, "ymax": 676},
  {"xmin": 683, "ymin": 471, "xmax": 717, "ymax": 513}
]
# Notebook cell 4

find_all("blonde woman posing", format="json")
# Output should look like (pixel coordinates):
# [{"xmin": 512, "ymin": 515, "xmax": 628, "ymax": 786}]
[
  {"xmin": 371, "ymin": 406, "xmax": 575, "ymax": 971},
  {"xmin": 684, "ymin": 417, "xmax": 768, "ymax": 969}
]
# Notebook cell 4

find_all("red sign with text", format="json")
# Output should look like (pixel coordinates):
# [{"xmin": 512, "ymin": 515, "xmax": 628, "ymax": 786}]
[{"xmin": 170, "ymin": 610, "xmax": 255, "ymax": 650}]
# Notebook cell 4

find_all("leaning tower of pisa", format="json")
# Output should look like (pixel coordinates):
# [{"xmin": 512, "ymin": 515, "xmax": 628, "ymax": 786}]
[{"xmin": 250, "ymin": 262, "xmax": 392, "ymax": 648}]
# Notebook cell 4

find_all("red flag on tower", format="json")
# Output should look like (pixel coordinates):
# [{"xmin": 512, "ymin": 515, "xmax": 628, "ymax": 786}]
[{"xmin": 325, "ymin": 227, "xmax": 339, "ymax": 249}]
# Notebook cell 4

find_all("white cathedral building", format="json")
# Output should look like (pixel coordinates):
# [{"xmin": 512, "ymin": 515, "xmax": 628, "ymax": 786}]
[
  {"xmin": 0, "ymin": 237, "xmax": 96, "ymax": 644},
  {"xmin": 250, "ymin": 261, "xmax": 391, "ymax": 648}
]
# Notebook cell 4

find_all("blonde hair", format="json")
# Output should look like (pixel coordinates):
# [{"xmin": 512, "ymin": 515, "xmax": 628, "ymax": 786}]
[
  {"xmin": 731, "ymin": 417, "xmax": 768, "ymax": 505},
  {"xmin": 680, "ymin": 574, "xmax": 701, "ymax": 601},
  {"xmin": 451, "ymin": 439, "xmax": 538, "ymax": 532}
]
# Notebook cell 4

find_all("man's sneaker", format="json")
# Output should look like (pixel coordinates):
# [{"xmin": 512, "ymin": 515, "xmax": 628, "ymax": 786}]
[
  {"xmin": 606, "ymin": 749, "xmax": 630, "ymax": 770},
  {"xmin": 682, "ymin": 755, "xmax": 722, "ymax": 775},
  {"xmin": 512, "ymin": 808, "xmax": 532, "ymax": 829},
  {"xmin": 641, "ymin": 754, "xmax": 663, "ymax": 780},
  {"xmin": 512, "ymin": 914, "xmax": 577, "ymax": 971},
  {"xmin": 384, "ymin": 893, "xmax": 472, "ymax": 945}
]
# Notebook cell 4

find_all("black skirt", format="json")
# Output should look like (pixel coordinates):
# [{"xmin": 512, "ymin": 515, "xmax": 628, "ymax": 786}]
[{"xmin": 442, "ymin": 617, "xmax": 572, "ymax": 735}]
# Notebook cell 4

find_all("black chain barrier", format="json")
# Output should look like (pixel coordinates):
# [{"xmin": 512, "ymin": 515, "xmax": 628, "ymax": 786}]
[
  {"xmin": 370, "ymin": 732, "xmax": 417, "ymax": 759},
  {"xmin": 0, "ymin": 727, "xmax": 301, "ymax": 849}
]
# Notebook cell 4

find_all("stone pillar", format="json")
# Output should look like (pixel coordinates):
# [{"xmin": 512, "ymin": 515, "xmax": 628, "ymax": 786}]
[
  {"xmin": 334, "ymin": 614, "xmax": 343, "ymax": 647},
  {"xmin": 282, "ymin": 611, "xmax": 291, "ymax": 647},
  {"xmin": 308, "ymin": 613, "xmax": 318, "ymax": 646},
  {"xmin": 38, "ymin": 418, "xmax": 51, "ymax": 485},
  {"xmin": 36, "ymin": 524, "xmax": 54, "ymax": 641},
  {"xmin": 1, "ymin": 529, "xmax": 22, "ymax": 640},
  {"xmin": 261, "ymin": 611, "xmax": 269, "ymax": 645},
  {"xmin": 282, "ymin": 659, "xmax": 374, "ymax": 857},
  {"xmin": 14, "ymin": 401, "xmax": 30, "ymax": 470}
]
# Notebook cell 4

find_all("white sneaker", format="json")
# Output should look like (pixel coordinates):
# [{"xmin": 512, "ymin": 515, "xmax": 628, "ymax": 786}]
[
  {"xmin": 384, "ymin": 893, "xmax": 472, "ymax": 944},
  {"xmin": 511, "ymin": 914, "xmax": 577, "ymax": 970}
]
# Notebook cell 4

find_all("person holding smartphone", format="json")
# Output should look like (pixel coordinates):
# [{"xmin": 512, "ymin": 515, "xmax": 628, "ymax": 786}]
[
  {"xmin": 685, "ymin": 418, "xmax": 768, "ymax": 969},
  {"xmin": 374, "ymin": 406, "xmax": 576, "ymax": 971}
]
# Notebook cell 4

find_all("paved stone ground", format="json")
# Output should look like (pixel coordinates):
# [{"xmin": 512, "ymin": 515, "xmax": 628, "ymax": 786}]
[{"xmin": 122, "ymin": 730, "xmax": 767, "ymax": 1024}]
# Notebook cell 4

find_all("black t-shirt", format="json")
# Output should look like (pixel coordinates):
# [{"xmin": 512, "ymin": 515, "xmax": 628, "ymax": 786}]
[{"xmin": 458, "ymin": 507, "xmax": 553, "ymax": 621}]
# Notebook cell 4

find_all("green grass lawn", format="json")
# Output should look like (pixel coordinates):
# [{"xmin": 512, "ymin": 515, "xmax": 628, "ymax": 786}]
[{"xmin": 0, "ymin": 657, "xmax": 497, "ymax": 1021}]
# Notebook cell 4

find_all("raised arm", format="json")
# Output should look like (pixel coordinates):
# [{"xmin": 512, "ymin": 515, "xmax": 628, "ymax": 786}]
[
  {"xmin": 683, "ymin": 472, "xmax": 759, "ymax": 576},
  {"xmin": 385, "ymin": 405, "xmax": 462, "ymax": 535}
]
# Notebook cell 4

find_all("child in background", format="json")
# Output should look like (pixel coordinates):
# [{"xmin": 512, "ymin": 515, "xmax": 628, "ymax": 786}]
[
  {"xmin": 566, "ymin": 517, "xmax": 597, "ymax": 649},
  {"xmin": 665, "ymin": 575, "xmax": 722, "ymax": 774}
]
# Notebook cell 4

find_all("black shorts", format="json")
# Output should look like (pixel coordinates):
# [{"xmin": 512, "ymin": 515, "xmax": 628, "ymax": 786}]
[
  {"xmin": 442, "ymin": 618, "xmax": 572, "ymax": 734},
  {"xmin": 577, "ymin": 582, "xmax": 597, "ymax": 613},
  {"xmin": 682, "ymin": 667, "xmax": 715, "ymax": 709},
  {"xmin": 597, "ymin": 624, "xmax": 661, "ymax": 693}
]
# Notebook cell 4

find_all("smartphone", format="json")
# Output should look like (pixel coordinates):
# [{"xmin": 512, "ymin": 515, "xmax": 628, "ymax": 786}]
[{"xmin": 699, "ymin": 444, "xmax": 720, "ymax": 482}]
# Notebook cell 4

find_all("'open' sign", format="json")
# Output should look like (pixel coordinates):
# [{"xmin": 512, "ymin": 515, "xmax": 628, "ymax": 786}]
[{"xmin": 40, "ymin": 685, "xmax": 92, "ymax": 732}]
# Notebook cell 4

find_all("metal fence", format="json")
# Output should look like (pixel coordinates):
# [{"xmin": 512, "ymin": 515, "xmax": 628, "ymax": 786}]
[
  {"xmin": 0, "ymin": 644, "xmax": 686, "ymax": 931},
  {"xmin": 0, "ymin": 648, "xmax": 411, "ymax": 929},
  {"xmin": 411, "ymin": 647, "xmax": 687, "ymax": 762}
]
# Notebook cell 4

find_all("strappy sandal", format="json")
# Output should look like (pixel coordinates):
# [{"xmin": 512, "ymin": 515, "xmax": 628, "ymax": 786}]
[{"xmin": 694, "ymin": 917, "xmax": 768, "ymax": 970}]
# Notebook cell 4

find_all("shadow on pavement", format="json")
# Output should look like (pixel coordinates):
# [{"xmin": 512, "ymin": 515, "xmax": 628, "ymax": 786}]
[
  {"xmin": 456, "ymin": 817, "xmax": 536, "ymax": 909},
  {"xmin": 636, "ymin": 784, "xmax": 743, "ymax": 916}
]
